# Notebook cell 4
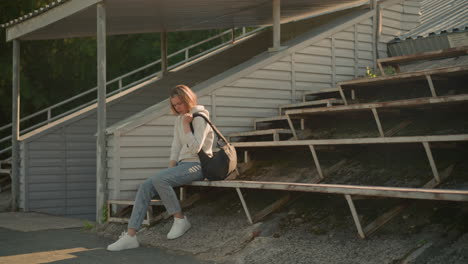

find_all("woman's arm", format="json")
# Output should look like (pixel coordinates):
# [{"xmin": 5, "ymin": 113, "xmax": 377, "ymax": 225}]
[
  {"xmin": 182, "ymin": 115, "xmax": 210, "ymax": 155},
  {"xmin": 169, "ymin": 118, "xmax": 182, "ymax": 165}
]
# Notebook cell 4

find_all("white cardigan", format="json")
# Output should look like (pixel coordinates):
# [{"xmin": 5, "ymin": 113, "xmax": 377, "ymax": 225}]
[{"xmin": 169, "ymin": 105, "xmax": 214, "ymax": 163}]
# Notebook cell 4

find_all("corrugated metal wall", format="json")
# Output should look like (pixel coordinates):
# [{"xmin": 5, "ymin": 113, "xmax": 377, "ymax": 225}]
[
  {"xmin": 107, "ymin": 13, "xmax": 380, "ymax": 201},
  {"xmin": 18, "ymin": 0, "xmax": 422, "ymax": 220},
  {"xmin": 378, "ymin": 0, "xmax": 422, "ymax": 58}
]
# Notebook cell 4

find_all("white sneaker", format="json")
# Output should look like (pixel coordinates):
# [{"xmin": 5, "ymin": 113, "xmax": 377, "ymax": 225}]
[
  {"xmin": 107, "ymin": 232, "xmax": 139, "ymax": 251},
  {"xmin": 167, "ymin": 216, "xmax": 191, "ymax": 240}
]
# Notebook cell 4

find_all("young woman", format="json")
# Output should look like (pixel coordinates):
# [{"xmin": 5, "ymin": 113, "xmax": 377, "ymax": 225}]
[{"xmin": 107, "ymin": 84, "xmax": 214, "ymax": 251}]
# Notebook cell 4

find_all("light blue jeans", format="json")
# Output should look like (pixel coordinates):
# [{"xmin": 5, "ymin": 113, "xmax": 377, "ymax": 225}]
[{"xmin": 128, "ymin": 162, "xmax": 203, "ymax": 230}]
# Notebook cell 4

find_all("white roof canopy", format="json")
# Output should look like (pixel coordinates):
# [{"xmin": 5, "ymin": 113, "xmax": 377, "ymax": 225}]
[{"xmin": 4, "ymin": 0, "xmax": 369, "ymax": 41}]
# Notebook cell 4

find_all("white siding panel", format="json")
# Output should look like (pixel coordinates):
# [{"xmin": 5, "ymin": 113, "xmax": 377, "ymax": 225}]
[
  {"xmin": 382, "ymin": 17, "xmax": 403, "ymax": 30},
  {"xmin": 300, "ymin": 46, "xmax": 332, "ymax": 56},
  {"xmin": 246, "ymin": 69, "xmax": 291, "ymax": 81},
  {"xmin": 296, "ymin": 81, "xmax": 333, "ymax": 90},
  {"xmin": 295, "ymin": 63, "xmax": 332, "ymax": 74},
  {"xmin": 335, "ymin": 49, "xmax": 355, "ymax": 58},
  {"xmin": 358, "ymin": 42, "xmax": 373, "ymax": 51},
  {"xmin": 357, "ymin": 33, "xmax": 373, "ymax": 43},
  {"xmin": 263, "ymin": 61, "xmax": 291, "ymax": 71},
  {"xmin": 279, "ymin": 55, "xmax": 292, "ymax": 62},
  {"xmin": 125, "ymin": 126, "xmax": 174, "ymax": 136},
  {"xmin": 198, "ymin": 95, "xmax": 211, "ymax": 106},
  {"xmin": 121, "ymin": 168, "xmax": 163, "ymax": 180},
  {"xmin": 120, "ymin": 147, "xmax": 171, "ymax": 158},
  {"xmin": 216, "ymin": 87, "xmax": 292, "ymax": 100},
  {"xmin": 106, "ymin": 11, "xmax": 427, "ymax": 203},
  {"xmin": 336, "ymin": 66, "xmax": 355, "ymax": 76},
  {"xmin": 147, "ymin": 115, "xmax": 176, "ymax": 126},
  {"xmin": 386, "ymin": 4, "xmax": 404, "ymax": 13},
  {"xmin": 312, "ymin": 38, "xmax": 331, "ymax": 47},
  {"xmin": 336, "ymin": 75, "xmax": 355, "ymax": 82},
  {"xmin": 216, "ymin": 106, "xmax": 277, "ymax": 118},
  {"xmin": 121, "ymin": 158, "xmax": 169, "ymax": 168},
  {"xmin": 120, "ymin": 136, "xmax": 173, "ymax": 147},
  {"xmin": 214, "ymin": 117, "xmax": 253, "ymax": 128},
  {"xmin": 333, "ymin": 32, "xmax": 354, "ymax": 41},
  {"xmin": 358, "ymin": 51, "xmax": 373, "ymax": 60},
  {"xmin": 360, "ymin": 18, "xmax": 373, "ymax": 26},
  {"xmin": 295, "ymin": 72, "xmax": 332, "ymax": 83},
  {"xmin": 336, "ymin": 57, "xmax": 355, "ymax": 67},
  {"xmin": 216, "ymin": 97, "xmax": 289, "ymax": 108},
  {"xmin": 356, "ymin": 25, "xmax": 373, "ymax": 34},
  {"xmin": 335, "ymin": 39, "xmax": 354, "ymax": 49},
  {"xmin": 294, "ymin": 54, "xmax": 331, "ymax": 65}
]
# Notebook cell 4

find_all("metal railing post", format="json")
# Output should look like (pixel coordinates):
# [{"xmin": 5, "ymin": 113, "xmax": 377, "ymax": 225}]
[
  {"xmin": 0, "ymin": 26, "xmax": 266, "ymax": 158},
  {"xmin": 47, "ymin": 109, "xmax": 52, "ymax": 123},
  {"xmin": 11, "ymin": 39, "xmax": 20, "ymax": 211},
  {"xmin": 118, "ymin": 79, "xmax": 123, "ymax": 92}
]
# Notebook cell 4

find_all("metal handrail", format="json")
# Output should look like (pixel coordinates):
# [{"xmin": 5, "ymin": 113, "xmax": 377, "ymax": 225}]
[{"xmin": 0, "ymin": 27, "xmax": 265, "ymax": 157}]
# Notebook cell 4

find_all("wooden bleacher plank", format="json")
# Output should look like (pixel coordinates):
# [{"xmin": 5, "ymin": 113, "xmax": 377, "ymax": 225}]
[
  {"xmin": 189, "ymin": 180, "xmax": 468, "ymax": 202},
  {"xmin": 303, "ymin": 87, "xmax": 340, "ymax": 96},
  {"xmin": 339, "ymin": 66, "xmax": 468, "ymax": 86},
  {"xmin": 108, "ymin": 199, "xmax": 163, "ymax": 206},
  {"xmin": 232, "ymin": 134, "xmax": 468, "ymax": 148},
  {"xmin": 281, "ymin": 98, "xmax": 343, "ymax": 110},
  {"xmin": 377, "ymin": 46, "xmax": 468, "ymax": 75},
  {"xmin": 228, "ymin": 129, "xmax": 292, "ymax": 137},
  {"xmin": 285, "ymin": 94, "xmax": 468, "ymax": 118}
]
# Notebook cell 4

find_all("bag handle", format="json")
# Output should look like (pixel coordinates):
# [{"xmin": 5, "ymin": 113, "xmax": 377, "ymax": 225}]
[{"xmin": 190, "ymin": 113, "xmax": 230, "ymax": 144}]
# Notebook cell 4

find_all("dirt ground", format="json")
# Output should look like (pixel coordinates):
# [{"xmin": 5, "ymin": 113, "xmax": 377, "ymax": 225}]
[
  {"xmin": 94, "ymin": 148, "xmax": 468, "ymax": 263},
  {"xmin": 94, "ymin": 186, "xmax": 468, "ymax": 264}
]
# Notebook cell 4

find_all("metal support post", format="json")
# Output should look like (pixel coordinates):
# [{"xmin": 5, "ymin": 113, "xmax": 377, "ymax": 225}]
[
  {"xmin": 344, "ymin": 194, "xmax": 365, "ymax": 239},
  {"xmin": 338, "ymin": 85, "xmax": 348, "ymax": 105},
  {"xmin": 371, "ymin": 108, "xmax": 385, "ymax": 137},
  {"xmin": 244, "ymin": 151, "xmax": 250, "ymax": 163},
  {"xmin": 236, "ymin": 188, "xmax": 253, "ymax": 224},
  {"xmin": 268, "ymin": 0, "xmax": 285, "ymax": 52},
  {"xmin": 308, "ymin": 145, "xmax": 324, "ymax": 180},
  {"xmin": 285, "ymin": 114, "xmax": 298, "ymax": 139},
  {"xmin": 180, "ymin": 186, "xmax": 186, "ymax": 201},
  {"xmin": 422, "ymin": 142, "xmax": 440, "ymax": 183},
  {"xmin": 425, "ymin": 74, "xmax": 437, "ymax": 97},
  {"xmin": 96, "ymin": 3, "xmax": 107, "ymax": 223},
  {"xmin": 11, "ymin": 40, "xmax": 20, "ymax": 211}
]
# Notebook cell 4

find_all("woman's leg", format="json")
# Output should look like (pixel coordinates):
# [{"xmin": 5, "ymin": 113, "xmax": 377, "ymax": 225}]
[
  {"xmin": 107, "ymin": 179, "xmax": 155, "ymax": 251},
  {"xmin": 151, "ymin": 162, "xmax": 203, "ymax": 217},
  {"xmin": 127, "ymin": 178, "xmax": 158, "ymax": 234}
]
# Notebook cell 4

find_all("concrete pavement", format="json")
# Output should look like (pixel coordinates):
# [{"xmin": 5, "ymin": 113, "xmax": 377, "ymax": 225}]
[{"xmin": 0, "ymin": 213, "xmax": 208, "ymax": 264}]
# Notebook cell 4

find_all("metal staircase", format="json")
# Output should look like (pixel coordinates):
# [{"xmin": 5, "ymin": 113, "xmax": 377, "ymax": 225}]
[{"xmin": 0, "ymin": 27, "xmax": 263, "ymax": 159}]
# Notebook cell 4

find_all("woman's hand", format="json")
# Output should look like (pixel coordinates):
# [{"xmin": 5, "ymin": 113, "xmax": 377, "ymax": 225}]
[
  {"xmin": 182, "ymin": 113, "xmax": 193, "ymax": 124},
  {"xmin": 183, "ymin": 113, "xmax": 193, "ymax": 134},
  {"xmin": 168, "ymin": 160, "xmax": 177, "ymax": 168}
]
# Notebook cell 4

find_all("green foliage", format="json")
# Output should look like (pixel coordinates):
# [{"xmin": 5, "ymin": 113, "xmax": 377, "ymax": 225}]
[
  {"xmin": 0, "ymin": 0, "xmax": 226, "ymax": 132},
  {"xmin": 382, "ymin": 65, "xmax": 397, "ymax": 75},
  {"xmin": 366, "ymin": 66, "xmax": 397, "ymax": 78},
  {"xmin": 366, "ymin": 66, "xmax": 378, "ymax": 78},
  {"xmin": 82, "ymin": 220, "xmax": 95, "ymax": 230},
  {"xmin": 101, "ymin": 203, "xmax": 108, "ymax": 223}
]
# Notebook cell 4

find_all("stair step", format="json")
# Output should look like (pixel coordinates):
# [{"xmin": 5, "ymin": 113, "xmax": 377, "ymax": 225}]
[
  {"xmin": 1, "ymin": 159, "xmax": 11, "ymax": 169},
  {"xmin": 280, "ymin": 98, "xmax": 344, "ymax": 113},
  {"xmin": 0, "ymin": 169, "xmax": 10, "ymax": 175},
  {"xmin": 302, "ymin": 87, "xmax": 340, "ymax": 97},
  {"xmin": 229, "ymin": 129, "xmax": 292, "ymax": 137},
  {"xmin": 0, "ymin": 175, "xmax": 10, "ymax": 184},
  {"xmin": 254, "ymin": 116, "xmax": 288, "ymax": 129},
  {"xmin": 229, "ymin": 129, "xmax": 293, "ymax": 142}
]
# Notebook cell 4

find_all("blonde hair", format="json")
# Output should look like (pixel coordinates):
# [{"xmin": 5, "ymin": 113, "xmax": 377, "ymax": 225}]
[{"xmin": 169, "ymin": 84, "xmax": 197, "ymax": 114}]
